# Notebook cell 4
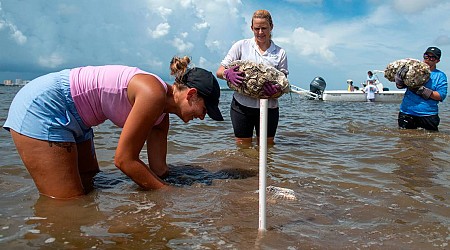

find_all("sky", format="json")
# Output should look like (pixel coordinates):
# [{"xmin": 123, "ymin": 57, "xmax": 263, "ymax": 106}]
[{"xmin": 0, "ymin": 0, "xmax": 449, "ymax": 90}]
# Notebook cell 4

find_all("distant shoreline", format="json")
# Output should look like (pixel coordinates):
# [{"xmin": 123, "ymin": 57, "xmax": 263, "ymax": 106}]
[
  {"xmin": 0, "ymin": 84, "xmax": 25, "ymax": 87},
  {"xmin": 1, "ymin": 84, "xmax": 235, "ymax": 90}
]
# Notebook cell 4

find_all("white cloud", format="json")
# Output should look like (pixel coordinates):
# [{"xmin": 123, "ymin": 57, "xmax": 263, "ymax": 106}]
[
  {"xmin": 287, "ymin": 27, "xmax": 336, "ymax": 64},
  {"xmin": 198, "ymin": 56, "xmax": 207, "ymax": 68},
  {"xmin": 392, "ymin": 0, "xmax": 442, "ymax": 14},
  {"xmin": 205, "ymin": 39, "xmax": 222, "ymax": 53},
  {"xmin": 171, "ymin": 37, "xmax": 194, "ymax": 53},
  {"xmin": 145, "ymin": 59, "xmax": 164, "ymax": 72},
  {"xmin": 38, "ymin": 53, "xmax": 64, "ymax": 68},
  {"xmin": 193, "ymin": 0, "xmax": 244, "ymax": 55},
  {"xmin": 180, "ymin": 32, "xmax": 188, "ymax": 38},
  {"xmin": 149, "ymin": 22, "xmax": 170, "ymax": 38},
  {"xmin": 0, "ymin": 14, "xmax": 27, "ymax": 45},
  {"xmin": 284, "ymin": 0, "xmax": 322, "ymax": 4},
  {"xmin": 194, "ymin": 21, "xmax": 209, "ymax": 30},
  {"xmin": 11, "ymin": 29, "xmax": 26, "ymax": 44},
  {"xmin": 157, "ymin": 6, "xmax": 173, "ymax": 20},
  {"xmin": 179, "ymin": 0, "xmax": 193, "ymax": 8},
  {"xmin": 0, "ymin": 0, "xmax": 449, "ymax": 90},
  {"xmin": 198, "ymin": 56, "xmax": 213, "ymax": 69}
]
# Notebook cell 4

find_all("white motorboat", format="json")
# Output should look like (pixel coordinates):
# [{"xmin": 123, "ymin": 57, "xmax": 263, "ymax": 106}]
[
  {"xmin": 290, "ymin": 71, "xmax": 405, "ymax": 102},
  {"xmin": 321, "ymin": 89, "xmax": 405, "ymax": 102}
]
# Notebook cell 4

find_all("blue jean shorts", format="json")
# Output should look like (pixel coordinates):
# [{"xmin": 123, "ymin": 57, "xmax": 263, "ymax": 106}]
[{"xmin": 3, "ymin": 69, "xmax": 93, "ymax": 143}]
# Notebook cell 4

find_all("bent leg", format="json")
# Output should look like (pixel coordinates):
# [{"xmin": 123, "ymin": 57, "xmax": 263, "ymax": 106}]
[
  {"xmin": 76, "ymin": 138, "xmax": 99, "ymax": 194},
  {"xmin": 11, "ymin": 130, "xmax": 85, "ymax": 199}
]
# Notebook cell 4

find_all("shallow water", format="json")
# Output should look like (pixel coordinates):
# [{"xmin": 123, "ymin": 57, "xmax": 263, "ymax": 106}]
[{"xmin": 0, "ymin": 86, "xmax": 449, "ymax": 249}]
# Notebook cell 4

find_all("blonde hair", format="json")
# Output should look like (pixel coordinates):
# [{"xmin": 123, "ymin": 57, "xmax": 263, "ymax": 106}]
[{"xmin": 170, "ymin": 56, "xmax": 191, "ymax": 89}]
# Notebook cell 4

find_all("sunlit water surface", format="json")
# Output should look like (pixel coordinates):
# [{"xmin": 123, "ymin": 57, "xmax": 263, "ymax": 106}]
[{"xmin": 1, "ymin": 86, "xmax": 449, "ymax": 249}]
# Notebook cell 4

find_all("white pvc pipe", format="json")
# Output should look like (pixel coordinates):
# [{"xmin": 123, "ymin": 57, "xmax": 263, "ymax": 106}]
[{"xmin": 258, "ymin": 99, "xmax": 268, "ymax": 231}]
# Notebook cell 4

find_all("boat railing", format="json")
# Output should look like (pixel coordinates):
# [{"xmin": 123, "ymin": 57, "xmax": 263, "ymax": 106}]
[{"xmin": 290, "ymin": 84, "xmax": 319, "ymax": 99}]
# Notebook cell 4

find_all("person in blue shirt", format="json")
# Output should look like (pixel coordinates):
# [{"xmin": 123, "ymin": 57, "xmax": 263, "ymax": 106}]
[
  {"xmin": 366, "ymin": 71, "xmax": 377, "ymax": 85},
  {"xmin": 395, "ymin": 47, "xmax": 448, "ymax": 131}
]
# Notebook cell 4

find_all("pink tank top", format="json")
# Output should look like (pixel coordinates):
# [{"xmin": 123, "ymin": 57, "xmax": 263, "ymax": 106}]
[{"xmin": 70, "ymin": 65, "xmax": 167, "ymax": 128}]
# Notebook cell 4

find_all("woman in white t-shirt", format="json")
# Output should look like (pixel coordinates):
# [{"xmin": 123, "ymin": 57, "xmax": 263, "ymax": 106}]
[{"xmin": 216, "ymin": 9, "xmax": 289, "ymax": 145}]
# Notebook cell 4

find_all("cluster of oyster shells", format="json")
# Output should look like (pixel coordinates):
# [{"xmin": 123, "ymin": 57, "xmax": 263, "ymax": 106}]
[
  {"xmin": 225, "ymin": 60, "xmax": 290, "ymax": 99},
  {"xmin": 384, "ymin": 58, "xmax": 430, "ymax": 88},
  {"xmin": 266, "ymin": 186, "xmax": 297, "ymax": 200}
]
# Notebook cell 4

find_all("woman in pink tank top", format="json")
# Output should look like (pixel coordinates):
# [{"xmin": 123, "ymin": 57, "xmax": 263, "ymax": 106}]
[{"xmin": 5, "ymin": 56, "xmax": 223, "ymax": 199}]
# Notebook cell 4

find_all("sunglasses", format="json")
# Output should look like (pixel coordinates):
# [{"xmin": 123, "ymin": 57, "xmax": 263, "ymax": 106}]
[{"xmin": 423, "ymin": 54, "xmax": 438, "ymax": 61}]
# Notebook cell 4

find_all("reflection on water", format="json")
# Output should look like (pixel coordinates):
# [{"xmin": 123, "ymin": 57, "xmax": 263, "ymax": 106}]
[
  {"xmin": 1, "ymin": 87, "xmax": 449, "ymax": 249},
  {"xmin": 26, "ymin": 196, "xmax": 107, "ymax": 248},
  {"xmin": 392, "ymin": 134, "xmax": 440, "ymax": 191}
]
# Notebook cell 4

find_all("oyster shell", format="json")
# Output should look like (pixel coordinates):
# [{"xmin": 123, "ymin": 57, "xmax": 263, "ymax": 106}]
[
  {"xmin": 225, "ymin": 60, "xmax": 290, "ymax": 98},
  {"xmin": 266, "ymin": 185, "xmax": 297, "ymax": 200},
  {"xmin": 384, "ymin": 58, "xmax": 430, "ymax": 88}
]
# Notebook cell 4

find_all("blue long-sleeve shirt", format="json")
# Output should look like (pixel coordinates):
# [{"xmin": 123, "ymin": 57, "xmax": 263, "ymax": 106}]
[{"xmin": 400, "ymin": 68, "xmax": 448, "ymax": 116}]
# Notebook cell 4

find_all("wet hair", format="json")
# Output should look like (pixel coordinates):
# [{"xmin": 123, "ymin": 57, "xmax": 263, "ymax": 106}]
[
  {"xmin": 170, "ymin": 56, "xmax": 191, "ymax": 89},
  {"xmin": 367, "ymin": 71, "xmax": 373, "ymax": 76}
]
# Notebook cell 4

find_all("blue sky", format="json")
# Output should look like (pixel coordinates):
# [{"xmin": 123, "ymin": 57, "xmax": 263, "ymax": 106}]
[{"xmin": 0, "ymin": 0, "xmax": 449, "ymax": 90}]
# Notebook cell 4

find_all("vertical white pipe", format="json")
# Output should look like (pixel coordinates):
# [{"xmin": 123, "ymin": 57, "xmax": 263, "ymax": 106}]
[{"xmin": 258, "ymin": 99, "xmax": 268, "ymax": 231}]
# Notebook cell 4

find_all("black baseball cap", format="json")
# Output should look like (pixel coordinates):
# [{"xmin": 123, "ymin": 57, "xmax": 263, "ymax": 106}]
[
  {"xmin": 182, "ymin": 67, "xmax": 224, "ymax": 121},
  {"xmin": 425, "ymin": 47, "xmax": 441, "ymax": 59}
]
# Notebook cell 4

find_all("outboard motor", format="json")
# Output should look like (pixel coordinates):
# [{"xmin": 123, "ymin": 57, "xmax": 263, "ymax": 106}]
[{"xmin": 309, "ymin": 76, "xmax": 326, "ymax": 100}]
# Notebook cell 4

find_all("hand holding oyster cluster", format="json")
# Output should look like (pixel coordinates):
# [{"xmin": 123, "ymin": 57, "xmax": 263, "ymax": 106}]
[
  {"xmin": 224, "ymin": 60, "xmax": 290, "ymax": 99},
  {"xmin": 384, "ymin": 58, "xmax": 431, "ymax": 88}
]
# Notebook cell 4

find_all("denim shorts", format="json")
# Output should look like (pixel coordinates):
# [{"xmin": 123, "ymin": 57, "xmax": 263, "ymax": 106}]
[{"xmin": 3, "ymin": 69, "xmax": 93, "ymax": 143}]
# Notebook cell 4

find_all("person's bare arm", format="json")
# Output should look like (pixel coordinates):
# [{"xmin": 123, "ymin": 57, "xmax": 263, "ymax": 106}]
[
  {"xmin": 146, "ymin": 114, "xmax": 169, "ymax": 178},
  {"xmin": 114, "ymin": 74, "xmax": 167, "ymax": 189}
]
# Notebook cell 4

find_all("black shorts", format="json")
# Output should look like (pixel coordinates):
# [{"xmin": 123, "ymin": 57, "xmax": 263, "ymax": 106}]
[
  {"xmin": 230, "ymin": 97, "xmax": 279, "ymax": 138},
  {"xmin": 398, "ymin": 112, "xmax": 440, "ymax": 131}
]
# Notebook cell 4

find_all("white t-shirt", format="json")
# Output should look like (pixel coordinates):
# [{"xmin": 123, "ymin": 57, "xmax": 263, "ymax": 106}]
[
  {"xmin": 364, "ymin": 84, "xmax": 378, "ymax": 100},
  {"xmin": 221, "ymin": 38, "xmax": 288, "ymax": 108}
]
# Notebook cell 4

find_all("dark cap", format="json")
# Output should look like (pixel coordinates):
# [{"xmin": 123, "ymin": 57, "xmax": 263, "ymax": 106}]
[
  {"xmin": 425, "ymin": 47, "xmax": 441, "ymax": 59},
  {"xmin": 182, "ymin": 67, "xmax": 224, "ymax": 121}
]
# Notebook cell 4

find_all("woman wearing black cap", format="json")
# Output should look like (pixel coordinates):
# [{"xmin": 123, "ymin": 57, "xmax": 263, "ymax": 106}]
[
  {"xmin": 3, "ymin": 56, "xmax": 223, "ymax": 199},
  {"xmin": 395, "ymin": 46, "xmax": 448, "ymax": 131}
]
